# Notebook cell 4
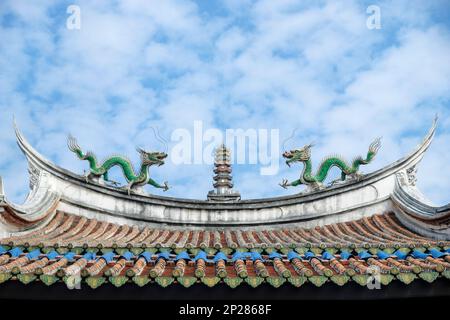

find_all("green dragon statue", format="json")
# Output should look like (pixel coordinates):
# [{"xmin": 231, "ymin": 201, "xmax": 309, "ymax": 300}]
[
  {"xmin": 68, "ymin": 135, "xmax": 169, "ymax": 195},
  {"xmin": 280, "ymin": 138, "xmax": 381, "ymax": 191}
]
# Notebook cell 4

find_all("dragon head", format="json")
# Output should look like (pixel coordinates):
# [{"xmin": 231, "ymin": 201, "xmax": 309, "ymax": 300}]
[
  {"xmin": 136, "ymin": 147, "xmax": 168, "ymax": 166},
  {"xmin": 282, "ymin": 143, "xmax": 313, "ymax": 167}
]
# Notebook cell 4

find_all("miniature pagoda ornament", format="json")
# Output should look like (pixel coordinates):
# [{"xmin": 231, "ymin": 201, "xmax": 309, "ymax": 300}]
[
  {"xmin": 67, "ymin": 135, "xmax": 169, "ymax": 195},
  {"xmin": 207, "ymin": 144, "xmax": 241, "ymax": 202}
]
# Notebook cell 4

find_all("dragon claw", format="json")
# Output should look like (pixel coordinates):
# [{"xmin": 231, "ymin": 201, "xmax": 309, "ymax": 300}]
[
  {"xmin": 163, "ymin": 181, "xmax": 169, "ymax": 191},
  {"xmin": 279, "ymin": 179, "xmax": 289, "ymax": 189},
  {"xmin": 83, "ymin": 171, "xmax": 89, "ymax": 183},
  {"xmin": 124, "ymin": 182, "xmax": 133, "ymax": 196},
  {"xmin": 108, "ymin": 180, "xmax": 120, "ymax": 187}
]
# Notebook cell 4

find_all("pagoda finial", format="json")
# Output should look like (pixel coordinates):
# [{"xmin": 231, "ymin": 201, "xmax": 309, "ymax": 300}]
[{"xmin": 207, "ymin": 144, "xmax": 241, "ymax": 202}]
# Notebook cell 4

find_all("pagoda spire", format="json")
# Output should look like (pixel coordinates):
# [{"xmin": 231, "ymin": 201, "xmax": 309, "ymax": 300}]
[{"xmin": 207, "ymin": 144, "xmax": 241, "ymax": 202}]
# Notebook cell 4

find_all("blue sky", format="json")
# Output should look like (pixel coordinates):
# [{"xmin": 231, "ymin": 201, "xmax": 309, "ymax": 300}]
[{"xmin": 1, "ymin": 0, "xmax": 450, "ymax": 204}]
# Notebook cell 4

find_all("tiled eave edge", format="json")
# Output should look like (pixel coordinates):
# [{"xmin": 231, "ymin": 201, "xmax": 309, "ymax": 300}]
[
  {"xmin": 0, "ymin": 244, "xmax": 449, "ymax": 289},
  {"xmin": 2, "ymin": 272, "xmax": 449, "ymax": 289}
]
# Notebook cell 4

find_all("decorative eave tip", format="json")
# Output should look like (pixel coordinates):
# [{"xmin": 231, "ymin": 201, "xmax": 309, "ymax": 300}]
[
  {"xmin": 429, "ymin": 113, "xmax": 438, "ymax": 137},
  {"xmin": 13, "ymin": 115, "xmax": 26, "ymax": 153},
  {"xmin": 12, "ymin": 114, "xmax": 21, "ymax": 141},
  {"xmin": 413, "ymin": 113, "xmax": 438, "ymax": 158},
  {"xmin": 0, "ymin": 175, "xmax": 5, "ymax": 204},
  {"xmin": 431, "ymin": 113, "xmax": 438, "ymax": 136}
]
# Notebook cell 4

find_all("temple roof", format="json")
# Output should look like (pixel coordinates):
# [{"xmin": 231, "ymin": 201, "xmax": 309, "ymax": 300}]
[{"xmin": 0, "ymin": 118, "xmax": 449, "ymax": 292}]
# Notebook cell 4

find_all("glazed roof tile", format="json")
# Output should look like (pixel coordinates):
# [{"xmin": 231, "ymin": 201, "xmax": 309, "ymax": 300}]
[
  {"xmin": 0, "ymin": 211, "xmax": 449, "ymax": 289},
  {"xmin": 0, "ymin": 243, "xmax": 448, "ymax": 289}
]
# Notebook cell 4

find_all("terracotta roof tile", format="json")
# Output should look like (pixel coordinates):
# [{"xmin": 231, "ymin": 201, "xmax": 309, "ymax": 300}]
[{"xmin": 1, "ymin": 211, "xmax": 449, "ymax": 289}]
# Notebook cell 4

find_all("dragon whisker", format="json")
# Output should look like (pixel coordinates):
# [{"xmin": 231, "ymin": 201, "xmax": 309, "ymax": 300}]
[
  {"xmin": 150, "ymin": 126, "xmax": 168, "ymax": 154},
  {"xmin": 155, "ymin": 126, "xmax": 169, "ymax": 154},
  {"xmin": 282, "ymin": 127, "xmax": 299, "ymax": 152}
]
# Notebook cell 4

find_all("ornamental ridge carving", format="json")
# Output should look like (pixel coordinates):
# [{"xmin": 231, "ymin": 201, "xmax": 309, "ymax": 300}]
[
  {"xmin": 406, "ymin": 165, "xmax": 417, "ymax": 186},
  {"xmin": 28, "ymin": 163, "xmax": 40, "ymax": 190},
  {"xmin": 396, "ymin": 165, "xmax": 418, "ymax": 187}
]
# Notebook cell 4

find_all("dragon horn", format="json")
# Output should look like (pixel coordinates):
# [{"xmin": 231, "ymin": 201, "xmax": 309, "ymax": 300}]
[{"xmin": 136, "ymin": 146, "xmax": 144, "ymax": 154}]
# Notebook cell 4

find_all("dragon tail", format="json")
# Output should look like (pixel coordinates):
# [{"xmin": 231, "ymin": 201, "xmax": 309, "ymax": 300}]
[
  {"xmin": 67, "ymin": 135, "xmax": 98, "ymax": 170},
  {"xmin": 351, "ymin": 137, "xmax": 382, "ymax": 170}
]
